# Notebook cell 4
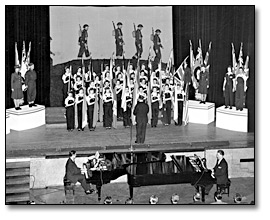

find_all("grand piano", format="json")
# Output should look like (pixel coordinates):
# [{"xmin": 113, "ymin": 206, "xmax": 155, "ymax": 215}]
[{"xmin": 125, "ymin": 152, "xmax": 216, "ymax": 202}]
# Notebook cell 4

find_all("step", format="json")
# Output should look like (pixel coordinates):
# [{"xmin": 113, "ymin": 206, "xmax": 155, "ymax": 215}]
[
  {"xmin": 6, "ymin": 184, "xmax": 29, "ymax": 194},
  {"xmin": 6, "ymin": 168, "xmax": 30, "ymax": 177},
  {"xmin": 6, "ymin": 192, "xmax": 30, "ymax": 204},
  {"xmin": 6, "ymin": 176, "xmax": 30, "ymax": 186},
  {"xmin": 6, "ymin": 162, "xmax": 30, "ymax": 169}
]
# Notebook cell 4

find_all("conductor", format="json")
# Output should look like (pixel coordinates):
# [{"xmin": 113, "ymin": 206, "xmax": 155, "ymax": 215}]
[{"xmin": 133, "ymin": 95, "xmax": 149, "ymax": 144}]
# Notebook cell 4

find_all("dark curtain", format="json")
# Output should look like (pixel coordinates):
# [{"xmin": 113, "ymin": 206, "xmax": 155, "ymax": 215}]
[
  {"xmin": 172, "ymin": 6, "xmax": 255, "ymax": 132},
  {"xmin": 5, "ymin": 6, "xmax": 50, "ymax": 108}
]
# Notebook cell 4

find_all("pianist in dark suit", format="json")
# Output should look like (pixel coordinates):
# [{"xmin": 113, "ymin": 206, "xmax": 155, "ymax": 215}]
[
  {"xmin": 133, "ymin": 95, "xmax": 149, "ymax": 144},
  {"xmin": 212, "ymin": 150, "xmax": 229, "ymax": 192},
  {"xmin": 65, "ymin": 150, "xmax": 94, "ymax": 194}
]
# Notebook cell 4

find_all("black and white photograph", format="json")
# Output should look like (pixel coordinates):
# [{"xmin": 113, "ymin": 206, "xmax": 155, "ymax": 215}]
[{"xmin": 3, "ymin": 1, "xmax": 262, "ymax": 215}]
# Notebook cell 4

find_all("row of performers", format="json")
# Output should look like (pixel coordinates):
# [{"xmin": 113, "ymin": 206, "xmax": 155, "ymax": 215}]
[{"xmin": 64, "ymin": 80, "xmax": 187, "ymax": 132}]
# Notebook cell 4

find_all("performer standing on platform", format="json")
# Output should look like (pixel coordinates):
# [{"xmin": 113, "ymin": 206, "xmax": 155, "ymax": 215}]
[
  {"xmin": 103, "ymin": 87, "xmax": 113, "ymax": 129},
  {"xmin": 115, "ymin": 22, "xmax": 124, "ymax": 58},
  {"xmin": 223, "ymin": 66, "xmax": 235, "ymax": 109},
  {"xmin": 11, "ymin": 65, "xmax": 23, "ymax": 110},
  {"xmin": 133, "ymin": 24, "xmax": 143, "ymax": 59},
  {"xmin": 151, "ymin": 86, "xmax": 160, "ymax": 127},
  {"xmin": 65, "ymin": 150, "xmax": 94, "ymax": 195},
  {"xmin": 198, "ymin": 66, "xmax": 209, "ymax": 104},
  {"xmin": 235, "ymin": 67, "xmax": 248, "ymax": 111},
  {"xmin": 24, "ymin": 63, "xmax": 37, "ymax": 107},
  {"xmin": 133, "ymin": 96, "xmax": 149, "ymax": 144},
  {"xmin": 76, "ymin": 88, "xmax": 84, "ymax": 131},
  {"xmin": 86, "ymin": 88, "xmax": 96, "ymax": 131},
  {"xmin": 65, "ymin": 91, "xmax": 75, "ymax": 131},
  {"xmin": 78, "ymin": 24, "xmax": 90, "ymax": 58},
  {"xmin": 153, "ymin": 29, "xmax": 163, "ymax": 65},
  {"xmin": 162, "ymin": 84, "xmax": 172, "ymax": 126}
]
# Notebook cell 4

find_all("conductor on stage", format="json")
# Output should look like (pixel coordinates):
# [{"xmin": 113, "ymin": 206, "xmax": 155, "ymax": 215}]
[
  {"xmin": 133, "ymin": 96, "xmax": 149, "ymax": 144},
  {"xmin": 25, "ymin": 63, "xmax": 37, "ymax": 107},
  {"xmin": 115, "ymin": 22, "xmax": 124, "ymax": 58},
  {"xmin": 78, "ymin": 24, "xmax": 90, "ymax": 58}
]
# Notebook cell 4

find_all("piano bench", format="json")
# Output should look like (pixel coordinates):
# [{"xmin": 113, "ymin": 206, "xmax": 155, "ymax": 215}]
[
  {"xmin": 216, "ymin": 179, "xmax": 231, "ymax": 197},
  {"xmin": 63, "ymin": 177, "xmax": 75, "ymax": 195}
]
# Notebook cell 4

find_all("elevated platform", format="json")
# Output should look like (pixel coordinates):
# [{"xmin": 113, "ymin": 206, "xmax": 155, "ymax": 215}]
[
  {"xmin": 216, "ymin": 106, "xmax": 248, "ymax": 132},
  {"xmin": 188, "ymin": 100, "xmax": 215, "ymax": 124},
  {"xmin": 6, "ymin": 105, "xmax": 45, "ymax": 131}
]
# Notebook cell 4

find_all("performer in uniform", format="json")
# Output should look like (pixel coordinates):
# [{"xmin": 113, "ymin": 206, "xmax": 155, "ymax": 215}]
[
  {"xmin": 198, "ymin": 66, "xmax": 209, "ymax": 104},
  {"xmin": 235, "ymin": 67, "xmax": 248, "ymax": 111},
  {"xmin": 115, "ymin": 22, "xmax": 124, "ymax": 58},
  {"xmin": 175, "ymin": 83, "xmax": 185, "ymax": 126},
  {"xmin": 76, "ymin": 88, "xmax": 84, "ymax": 131},
  {"xmin": 151, "ymin": 86, "xmax": 160, "ymax": 127},
  {"xmin": 62, "ymin": 66, "xmax": 71, "ymax": 100},
  {"xmin": 65, "ymin": 91, "xmax": 75, "ymax": 131},
  {"xmin": 86, "ymin": 88, "xmax": 96, "ymax": 131},
  {"xmin": 74, "ymin": 76, "xmax": 84, "ymax": 95},
  {"xmin": 223, "ymin": 66, "xmax": 235, "ymax": 109},
  {"xmin": 103, "ymin": 87, "xmax": 113, "ymax": 129},
  {"xmin": 162, "ymin": 84, "xmax": 172, "ymax": 125},
  {"xmin": 123, "ymin": 87, "xmax": 132, "ymax": 128},
  {"xmin": 25, "ymin": 63, "xmax": 37, "ymax": 107},
  {"xmin": 133, "ymin": 24, "xmax": 143, "ymax": 59},
  {"xmin": 153, "ymin": 29, "xmax": 163, "ymax": 65},
  {"xmin": 11, "ymin": 65, "xmax": 23, "ymax": 110},
  {"xmin": 133, "ymin": 95, "xmax": 149, "ymax": 144},
  {"xmin": 115, "ymin": 79, "xmax": 123, "ymax": 120},
  {"xmin": 78, "ymin": 24, "xmax": 90, "ymax": 58}
]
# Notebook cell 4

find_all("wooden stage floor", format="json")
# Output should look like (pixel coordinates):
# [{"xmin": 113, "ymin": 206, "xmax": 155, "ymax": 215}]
[{"xmin": 6, "ymin": 120, "xmax": 254, "ymax": 158}]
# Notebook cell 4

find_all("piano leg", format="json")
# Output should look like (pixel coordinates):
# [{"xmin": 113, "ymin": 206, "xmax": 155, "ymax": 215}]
[
  {"xmin": 129, "ymin": 185, "xmax": 134, "ymax": 199},
  {"xmin": 201, "ymin": 186, "xmax": 205, "ymax": 202},
  {"xmin": 96, "ymin": 185, "xmax": 102, "ymax": 201}
]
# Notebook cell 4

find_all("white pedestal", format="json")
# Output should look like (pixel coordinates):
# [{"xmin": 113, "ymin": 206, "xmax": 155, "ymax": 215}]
[
  {"xmin": 188, "ymin": 100, "xmax": 215, "ymax": 124},
  {"xmin": 6, "ymin": 113, "xmax": 10, "ymax": 134},
  {"xmin": 6, "ymin": 105, "xmax": 45, "ymax": 131},
  {"xmin": 216, "ymin": 106, "xmax": 248, "ymax": 132}
]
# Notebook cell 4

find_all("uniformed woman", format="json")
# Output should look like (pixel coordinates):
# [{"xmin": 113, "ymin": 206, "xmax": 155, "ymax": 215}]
[
  {"xmin": 103, "ymin": 87, "xmax": 113, "ymax": 129},
  {"xmin": 151, "ymin": 86, "xmax": 160, "ymax": 127},
  {"xmin": 65, "ymin": 91, "xmax": 75, "ymax": 131},
  {"xmin": 11, "ymin": 65, "xmax": 23, "ymax": 110},
  {"xmin": 86, "ymin": 88, "xmax": 96, "ymax": 131},
  {"xmin": 162, "ymin": 84, "xmax": 172, "ymax": 125},
  {"xmin": 76, "ymin": 88, "xmax": 84, "ymax": 131}
]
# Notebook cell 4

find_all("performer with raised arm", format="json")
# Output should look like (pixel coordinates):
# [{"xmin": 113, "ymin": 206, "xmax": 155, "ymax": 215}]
[
  {"xmin": 153, "ymin": 29, "xmax": 163, "ymax": 65},
  {"xmin": 103, "ymin": 87, "xmax": 113, "ymax": 129},
  {"xmin": 78, "ymin": 24, "xmax": 90, "ymax": 58},
  {"xmin": 65, "ymin": 91, "xmax": 75, "ymax": 132},
  {"xmin": 11, "ymin": 65, "xmax": 23, "ymax": 110},
  {"xmin": 76, "ymin": 88, "xmax": 85, "ymax": 131},
  {"xmin": 223, "ymin": 66, "xmax": 235, "ymax": 109},
  {"xmin": 133, "ymin": 24, "xmax": 143, "ymax": 59},
  {"xmin": 151, "ymin": 86, "xmax": 160, "ymax": 127},
  {"xmin": 114, "ymin": 22, "xmax": 124, "ymax": 59},
  {"xmin": 198, "ymin": 66, "xmax": 209, "ymax": 104},
  {"xmin": 86, "ymin": 88, "xmax": 96, "ymax": 131},
  {"xmin": 235, "ymin": 67, "xmax": 248, "ymax": 111},
  {"xmin": 162, "ymin": 84, "xmax": 172, "ymax": 126}
]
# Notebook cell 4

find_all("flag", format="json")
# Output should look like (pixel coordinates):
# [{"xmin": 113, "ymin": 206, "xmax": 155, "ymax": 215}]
[
  {"xmin": 166, "ymin": 48, "xmax": 174, "ymax": 74},
  {"xmin": 182, "ymin": 84, "xmax": 189, "ymax": 126},
  {"xmin": 147, "ymin": 46, "xmax": 152, "ymax": 71},
  {"xmin": 81, "ymin": 65, "xmax": 88, "ymax": 128},
  {"xmin": 26, "ymin": 42, "xmax": 31, "ymax": 64},
  {"xmin": 121, "ymin": 61, "xmax": 129, "ymax": 112},
  {"xmin": 92, "ymin": 89, "xmax": 99, "ymax": 128},
  {"xmin": 131, "ymin": 59, "xmax": 140, "ymax": 125},
  {"xmin": 147, "ymin": 74, "xmax": 152, "ymax": 124},
  {"xmin": 231, "ymin": 43, "xmax": 237, "ymax": 73},
  {"xmin": 157, "ymin": 60, "xmax": 163, "ymax": 109},
  {"xmin": 194, "ymin": 39, "xmax": 203, "ymax": 71},
  {"xmin": 244, "ymin": 55, "xmax": 249, "ymax": 77},
  {"xmin": 174, "ymin": 56, "xmax": 189, "ymax": 82},
  {"xmin": 20, "ymin": 41, "xmax": 28, "ymax": 78},
  {"xmin": 15, "ymin": 42, "xmax": 20, "ymax": 66},
  {"xmin": 204, "ymin": 42, "xmax": 212, "ymax": 66},
  {"xmin": 99, "ymin": 79, "xmax": 104, "ymax": 122},
  {"xmin": 238, "ymin": 42, "xmax": 244, "ymax": 68},
  {"xmin": 110, "ymin": 56, "xmax": 117, "ymax": 128},
  {"xmin": 173, "ymin": 85, "xmax": 178, "ymax": 123}
]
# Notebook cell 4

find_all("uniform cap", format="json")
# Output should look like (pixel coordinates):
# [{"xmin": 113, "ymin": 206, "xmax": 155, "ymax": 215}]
[
  {"xmin": 83, "ymin": 24, "xmax": 89, "ymax": 28},
  {"xmin": 138, "ymin": 24, "xmax": 143, "ymax": 28},
  {"xmin": 117, "ymin": 22, "xmax": 123, "ymax": 26},
  {"xmin": 155, "ymin": 29, "xmax": 161, "ymax": 33}
]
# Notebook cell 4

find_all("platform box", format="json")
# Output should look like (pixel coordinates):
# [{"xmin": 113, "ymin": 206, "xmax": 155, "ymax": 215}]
[{"xmin": 188, "ymin": 100, "xmax": 215, "ymax": 124}]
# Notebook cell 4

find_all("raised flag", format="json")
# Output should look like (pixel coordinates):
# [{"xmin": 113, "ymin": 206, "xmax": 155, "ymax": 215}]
[
  {"xmin": 204, "ymin": 42, "xmax": 212, "ymax": 66},
  {"xmin": 131, "ymin": 59, "xmax": 140, "ymax": 125},
  {"xmin": 110, "ymin": 56, "xmax": 117, "ymax": 128},
  {"xmin": 26, "ymin": 42, "xmax": 31, "ymax": 64},
  {"xmin": 15, "ymin": 42, "xmax": 20, "ymax": 66},
  {"xmin": 173, "ymin": 85, "xmax": 178, "ymax": 123},
  {"xmin": 182, "ymin": 84, "xmax": 189, "ymax": 125},
  {"xmin": 231, "ymin": 43, "xmax": 237, "ymax": 73},
  {"xmin": 238, "ymin": 42, "xmax": 244, "ymax": 68},
  {"xmin": 81, "ymin": 65, "xmax": 88, "ymax": 129},
  {"xmin": 147, "ymin": 74, "xmax": 152, "ymax": 124},
  {"xmin": 20, "ymin": 41, "xmax": 28, "ymax": 78},
  {"xmin": 166, "ymin": 48, "xmax": 174, "ymax": 74},
  {"xmin": 121, "ymin": 61, "xmax": 129, "ymax": 112},
  {"xmin": 92, "ymin": 89, "xmax": 99, "ymax": 128}
]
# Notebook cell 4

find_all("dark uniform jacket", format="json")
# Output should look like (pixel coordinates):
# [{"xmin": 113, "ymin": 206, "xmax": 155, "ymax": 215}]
[
  {"xmin": 153, "ymin": 34, "xmax": 162, "ymax": 50},
  {"xmin": 133, "ymin": 102, "xmax": 149, "ymax": 124},
  {"xmin": 213, "ymin": 158, "xmax": 229, "ymax": 185},
  {"xmin": 135, "ymin": 29, "xmax": 143, "ymax": 44},
  {"xmin": 115, "ymin": 28, "xmax": 124, "ymax": 45},
  {"xmin": 65, "ymin": 158, "xmax": 82, "ymax": 183},
  {"xmin": 25, "ymin": 70, "xmax": 37, "ymax": 87},
  {"xmin": 80, "ymin": 29, "xmax": 88, "ymax": 44}
]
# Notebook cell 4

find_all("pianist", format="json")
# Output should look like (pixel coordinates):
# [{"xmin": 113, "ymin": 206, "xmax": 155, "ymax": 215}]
[{"xmin": 65, "ymin": 150, "xmax": 94, "ymax": 195}]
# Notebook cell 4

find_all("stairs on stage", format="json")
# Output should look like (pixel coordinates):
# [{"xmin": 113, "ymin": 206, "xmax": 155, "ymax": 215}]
[{"xmin": 6, "ymin": 160, "xmax": 30, "ymax": 204}]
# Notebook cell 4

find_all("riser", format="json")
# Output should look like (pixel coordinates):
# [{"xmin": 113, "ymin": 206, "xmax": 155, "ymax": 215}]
[
  {"xmin": 6, "ymin": 177, "xmax": 30, "ymax": 186},
  {"xmin": 6, "ymin": 192, "xmax": 30, "ymax": 204},
  {"xmin": 6, "ymin": 184, "xmax": 29, "ymax": 194},
  {"xmin": 6, "ymin": 169, "xmax": 30, "ymax": 177},
  {"xmin": 6, "ymin": 162, "xmax": 30, "ymax": 169}
]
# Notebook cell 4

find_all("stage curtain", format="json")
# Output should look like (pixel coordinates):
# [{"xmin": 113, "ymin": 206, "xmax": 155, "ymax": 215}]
[
  {"xmin": 5, "ymin": 6, "xmax": 50, "ymax": 108},
  {"xmin": 172, "ymin": 6, "xmax": 255, "ymax": 132}
]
